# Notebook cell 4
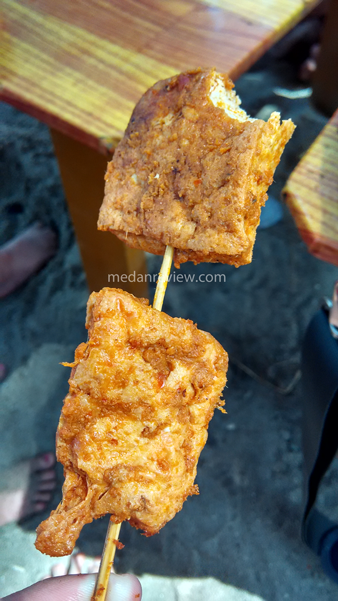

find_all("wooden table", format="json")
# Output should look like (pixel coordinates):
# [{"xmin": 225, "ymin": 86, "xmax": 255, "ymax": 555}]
[
  {"xmin": 283, "ymin": 109, "xmax": 338, "ymax": 267},
  {"xmin": 1, "ymin": 0, "xmax": 319, "ymax": 294}
]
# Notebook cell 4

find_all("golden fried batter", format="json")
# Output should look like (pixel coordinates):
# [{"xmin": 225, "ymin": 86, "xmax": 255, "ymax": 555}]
[
  {"xmin": 35, "ymin": 288, "xmax": 228, "ymax": 556},
  {"xmin": 98, "ymin": 68, "xmax": 295, "ymax": 267}
]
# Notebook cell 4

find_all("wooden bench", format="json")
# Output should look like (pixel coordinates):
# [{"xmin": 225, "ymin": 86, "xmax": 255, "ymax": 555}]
[
  {"xmin": 1, "ymin": 0, "xmax": 320, "ymax": 294},
  {"xmin": 283, "ymin": 109, "xmax": 338, "ymax": 266}
]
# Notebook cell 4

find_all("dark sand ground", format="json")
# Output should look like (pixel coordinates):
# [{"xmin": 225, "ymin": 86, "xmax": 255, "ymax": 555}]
[{"xmin": 1, "ymin": 50, "xmax": 338, "ymax": 600}]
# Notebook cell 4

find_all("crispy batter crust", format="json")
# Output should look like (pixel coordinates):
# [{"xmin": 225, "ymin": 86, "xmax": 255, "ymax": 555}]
[
  {"xmin": 98, "ymin": 68, "xmax": 295, "ymax": 267},
  {"xmin": 35, "ymin": 288, "xmax": 228, "ymax": 556}
]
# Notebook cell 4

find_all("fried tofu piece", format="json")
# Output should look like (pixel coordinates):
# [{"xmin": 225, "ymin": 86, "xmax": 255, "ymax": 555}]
[
  {"xmin": 98, "ymin": 68, "xmax": 295, "ymax": 267},
  {"xmin": 35, "ymin": 288, "xmax": 228, "ymax": 556}
]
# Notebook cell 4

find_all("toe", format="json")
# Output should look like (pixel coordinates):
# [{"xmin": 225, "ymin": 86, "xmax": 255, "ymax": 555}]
[
  {"xmin": 39, "ymin": 468, "xmax": 56, "ymax": 481},
  {"xmin": 73, "ymin": 553, "xmax": 86, "ymax": 573},
  {"xmin": 68, "ymin": 554, "xmax": 83, "ymax": 574},
  {"xmin": 33, "ymin": 501, "xmax": 46, "ymax": 512},
  {"xmin": 88, "ymin": 558, "xmax": 101, "ymax": 574},
  {"xmin": 33, "ymin": 492, "xmax": 53, "ymax": 502},
  {"xmin": 51, "ymin": 562, "xmax": 68, "ymax": 577},
  {"xmin": 38, "ymin": 480, "xmax": 56, "ymax": 492},
  {"xmin": 32, "ymin": 453, "xmax": 55, "ymax": 471}
]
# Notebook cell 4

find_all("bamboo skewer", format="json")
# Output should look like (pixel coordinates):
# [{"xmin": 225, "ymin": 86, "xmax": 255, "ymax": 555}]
[
  {"xmin": 92, "ymin": 245, "xmax": 174, "ymax": 601},
  {"xmin": 92, "ymin": 521, "xmax": 122, "ymax": 600},
  {"xmin": 153, "ymin": 245, "xmax": 174, "ymax": 311}
]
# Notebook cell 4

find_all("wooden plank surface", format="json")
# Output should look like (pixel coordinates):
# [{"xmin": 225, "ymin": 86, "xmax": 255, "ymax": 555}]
[
  {"xmin": 1, "ymin": 0, "xmax": 319, "ymax": 154},
  {"xmin": 50, "ymin": 128, "xmax": 148, "ymax": 296},
  {"xmin": 283, "ymin": 109, "xmax": 338, "ymax": 267}
]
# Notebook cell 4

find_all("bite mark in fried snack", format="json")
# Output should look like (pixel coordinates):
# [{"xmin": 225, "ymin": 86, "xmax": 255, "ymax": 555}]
[
  {"xmin": 35, "ymin": 288, "xmax": 228, "ymax": 556},
  {"xmin": 98, "ymin": 68, "xmax": 295, "ymax": 267}
]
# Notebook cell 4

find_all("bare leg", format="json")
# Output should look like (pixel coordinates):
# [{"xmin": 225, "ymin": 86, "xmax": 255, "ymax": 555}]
[{"xmin": 0, "ymin": 223, "xmax": 57, "ymax": 299}]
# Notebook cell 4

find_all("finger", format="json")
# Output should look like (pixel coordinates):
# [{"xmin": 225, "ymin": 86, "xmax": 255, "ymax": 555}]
[{"xmin": 3, "ymin": 573, "xmax": 142, "ymax": 601}]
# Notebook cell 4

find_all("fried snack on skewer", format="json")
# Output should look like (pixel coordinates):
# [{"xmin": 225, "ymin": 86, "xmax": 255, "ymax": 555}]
[
  {"xmin": 35, "ymin": 288, "xmax": 228, "ymax": 557},
  {"xmin": 98, "ymin": 68, "xmax": 295, "ymax": 268},
  {"xmin": 92, "ymin": 253, "xmax": 174, "ymax": 599}
]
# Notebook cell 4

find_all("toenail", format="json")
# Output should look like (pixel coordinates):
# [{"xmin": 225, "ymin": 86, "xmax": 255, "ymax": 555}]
[{"xmin": 42, "ymin": 453, "xmax": 54, "ymax": 467}]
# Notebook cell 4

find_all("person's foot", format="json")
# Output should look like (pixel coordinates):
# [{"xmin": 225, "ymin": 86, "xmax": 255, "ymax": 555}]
[
  {"xmin": 0, "ymin": 453, "xmax": 56, "ymax": 527},
  {"xmin": 42, "ymin": 553, "xmax": 102, "ymax": 579},
  {"xmin": 0, "ymin": 223, "xmax": 57, "ymax": 299}
]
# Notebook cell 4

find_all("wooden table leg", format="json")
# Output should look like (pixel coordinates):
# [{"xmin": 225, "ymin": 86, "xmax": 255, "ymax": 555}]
[
  {"xmin": 311, "ymin": 0, "xmax": 338, "ymax": 117},
  {"xmin": 50, "ymin": 129, "xmax": 148, "ymax": 298}
]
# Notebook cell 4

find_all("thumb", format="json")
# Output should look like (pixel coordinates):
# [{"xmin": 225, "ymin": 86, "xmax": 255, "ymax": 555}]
[{"xmin": 3, "ymin": 573, "xmax": 142, "ymax": 601}]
